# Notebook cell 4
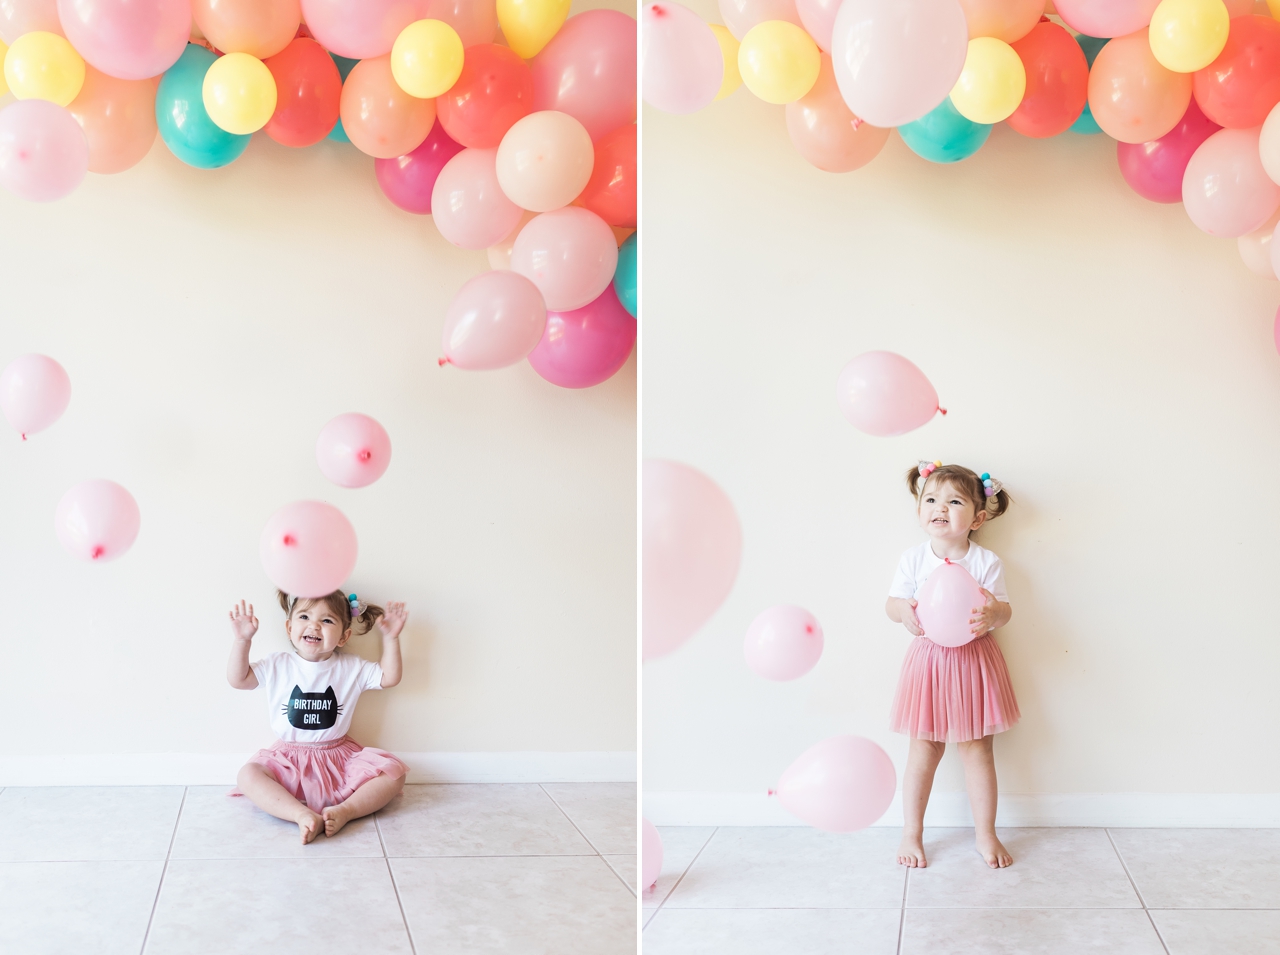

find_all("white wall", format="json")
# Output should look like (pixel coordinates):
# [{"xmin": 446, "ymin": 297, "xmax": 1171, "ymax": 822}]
[{"xmin": 643, "ymin": 8, "xmax": 1280, "ymax": 823}]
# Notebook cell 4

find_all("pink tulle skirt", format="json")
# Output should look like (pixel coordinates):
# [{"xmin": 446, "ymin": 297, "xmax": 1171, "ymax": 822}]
[
  {"xmin": 890, "ymin": 634, "xmax": 1020, "ymax": 743},
  {"xmin": 231, "ymin": 736, "xmax": 409, "ymax": 813}
]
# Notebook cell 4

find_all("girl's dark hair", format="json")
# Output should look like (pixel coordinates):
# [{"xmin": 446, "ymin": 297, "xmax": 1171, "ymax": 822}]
[
  {"xmin": 905, "ymin": 463, "xmax": 1011, "ymax": 522},
  {"xmin": 277, "ymin": 589, "xmax": 384, "ymax": 635}
]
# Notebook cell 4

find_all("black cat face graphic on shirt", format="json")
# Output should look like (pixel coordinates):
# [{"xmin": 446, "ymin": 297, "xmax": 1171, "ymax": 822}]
[{"xmin": 283, "ymin": 685, "xmax": 343, "ymax": 730}]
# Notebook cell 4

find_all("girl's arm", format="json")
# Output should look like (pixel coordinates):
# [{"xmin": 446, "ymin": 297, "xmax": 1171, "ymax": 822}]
[
  {"xmin": 227, "ymin": 600, "xmax": 260, "ymax": 690},
  {"xmin": 378, "ymin": 601, "xmax": 408, "ymax": 688},
  {"xmin": 886, "ymin": 596, "xmax": 924, "ymax": 636},
  {"xmin": 970, "ymin": 589, "xmax": 1012, "ymax": 636}
]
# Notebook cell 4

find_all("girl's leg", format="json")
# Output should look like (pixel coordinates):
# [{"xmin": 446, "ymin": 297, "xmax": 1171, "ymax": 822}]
[
  {"xmin": 322, "ymin": 773, "xmax": 406, "ymax": 837},
  {"xmin": 956, "ymin": 735, "xmax": 1012, "ymax": 868},
  {"xmin": 236, "ymin": 763, "xmax": 324, "ymax": 845},
  {"xmin": 898, "ymin": 739, "xmax": 945, "ymax": 867}
]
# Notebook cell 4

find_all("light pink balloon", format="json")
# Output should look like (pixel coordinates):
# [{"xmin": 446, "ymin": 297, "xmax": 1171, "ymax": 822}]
[
  {"xmin": 719, "ymin": 0, "xmax": 802, "ymax": 40},
  {"xmin": 773, "ymin": 735, "xmax": 896, "ymax": 832},
  {"xmin": 1183, "ymin": 127, "xmax": 1280, "ymax": 238},
  {"xmin": 315, "ymin": 413, "xmax": 392, "ymax": 488},
  {"xmin": 643, "ymin": 459, "xmax": 742, "ymax": 661},
  {"xmin": 531, "ymin": 9, "xmax": 636, "ymax": 142},
  {"xmin": 914, "ymin": 559, "xmax": 985, "ymax": 648},
  {"xmin": 642, "ymin": 818, "xmax": 663, "ymax": 891},
  {"xmin": 744, "ymin": 604, "xmax": 824, "ymax": 681},
  {"xmin": 795, "ymin": 0, "xmax": 840, "ymax": 51},
  {"xmin": 1267, "ymin": 216, "xmax": 1280, "ymax": 279},
  {"xmin": 510, "ymin": 207, "xmax": 618, "ymax": 312},
  {"xmin": 442, "ymin": 270, "xmax": 548, "ymax": 370},
  {"xmin": 424, "ymin": 0, "xmax": 496, "ymax": 46},
  {"xmin": 56, "ymin": 0, "xmax": 190, "ymax": 80},
  {"xmin": 299, "ymin": 0, "xmax": 427, "ymax": 59},
  {"xmin": 0, "ymin": 0, "xmax": 62, "ymax": 43},
  {"xmin": 1053, "ymin": 0, "xmax": 1160, "ymax": 38},
  {"xmin": 0, "ymin": 353, "xmax": 70, "ymax": 438},
  {"xmin": 527, "ymin": 284, "xmax": 636, "ymax": 388},
  {"xmin": 432, "ymin": 148, "xmax": 525, "ymax": 251},
  {"xmin": 0, "ymin": 100, "xmax": 88, "ymax": 202},
  {"xmin": 836, "ymin": 351, "xmax": 944, "ymax": 437},
  {"xmin": 260, "ymin": 500, "xmax": 358, "ymax": 598},
  {"xmin": 55, "ymin": 479, "xmax": 140, "ymax": 562},
  {"xmin": 1241, "ymin": 210, "xmax": 1280, "ymax": 278},
  {"xmin": 831, "ymin": 0, "xmax": 968, "ymax": 129},
  {"xmin": 642, "ymin": 1, "xmax": 723, "ymax": 115}
]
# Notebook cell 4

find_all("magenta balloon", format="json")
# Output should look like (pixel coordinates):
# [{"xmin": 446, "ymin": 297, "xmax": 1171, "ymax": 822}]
[
  {"xmin": 836, "ymin": 351, "xmax": 943, "ymax": 437},
  {"xmin": 510, "ymin": 207, "xmax": 618, "ymax": 311},
  {"xmin": 1054, "ymin": 0, "xmax": 1160, "ymax": 38},
  {"xmin": 56, "ymin": 0, "xmax": 189, "ymax": 79},
  {"xmin": 0, "ymin": 100, "xmax": 88, "ymax": 202},
  {"xmin": 641, "ymin": 818, "xmax": 663, "ymax": 891},
  {"xmin": 914, "ymin": 560, "xmax": 985, "ymax": 648},
  {"xmin": 795, "ymin": 0, "xmax": 840, "ymax": 51},
  {"xmin": 642, "ymin": 1, "xmax": 723, "ymax": 115},
  {"xmin": 0, "ymin": 353, "xmax": 70, "ymax": 438},
  {"xmin": 260, "ymin": 500, "xmax": 358, "ymax": 598},
  {"xmin": 55, "ymin": 479, "xmax": 140, "ymax": 562},
  {"xmin": 315, "ymin": 413, "xmax": 392, "ymax": 488},
  {"xmin": 431, "ymin": 147, "xmax": 525, "ymax": 250},
  {"xmin": 1117, "ymin": 99, "xmax": 1220, "ymax": 204},
  {"xmin": 774, "ymin": 735, "xmax": 896, "ymax": 832},
  {"xmin": 527, "ymin": 284, "xmax": 635, "ymax": 388},
  {"xmin": 442, "ymin": 270, "xmax": 548, "ymax": 370},
  {"xmin": 743, "ymin": 604, "xmax": 824, "ymax": 681},
  {"xmin": 1183, "ymin": 126, "xmax": 1280, "ymax": 237},
  {"xmin": 424, "ymin": 0, "xmax": 496, "ymax": 46},
  {"xmin": 0, "ymin": 0, "xmax": 62, "ymax": 43},
  {"xmin": 375, "ymin": 123, "xmax": 463, "ymax": 215},
  {"xmin": 531, "ymin": 10, "xmax": 636, "ymax": 142},
  {"xmin": 643, "ymin": 459, "xmax": 742, "ymax": 661},
  {"xmin": 299, "ymin": 0, "xmax": 428, "ymax": 59}
]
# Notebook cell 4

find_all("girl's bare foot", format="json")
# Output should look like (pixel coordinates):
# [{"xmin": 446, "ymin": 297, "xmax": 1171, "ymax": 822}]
[
  {"xmin": 295, "ymin": 808, "xmax": 323, "ymax": 845},
  {"xmin": 897, "ymin": 834, "xmax": 928, "ymax": 867},
  {"xmin": 976, "ymin": 833, "xmax": 1013, "ymax": 868},
  {"xmin": 322, "ymin": 802, "xmax": 356, "ymax": 838}
]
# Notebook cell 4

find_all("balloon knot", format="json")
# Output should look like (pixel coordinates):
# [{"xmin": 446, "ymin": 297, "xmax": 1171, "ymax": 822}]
[
  {"xmin": 944, "ymin": 557, "xmax": 952, "ymax": 564},
  {"xmin": 91, "ymin": 546, "xmax": 104, "ymax": 560},
  {"xmin": 651, "ymin": 3, "xmax": 668, "ymax": 14},
  {"xmin": 767, "ymin": 789, "xmax": 776, "ymax": 797},
  {"xmin": 437, "ymin": 357, "xmax": 450, "ymax": 367},
  {"xmin": 20, "ymin": 433, "xmax": 26, "ymax": 441},
  {"xmin": 938, "ymin": 406, "xmax": 948, "ymax": 416},
  {"xmin": 357, "ymin": 449, "xmax": 372, "ymax": 462},
  {"xmin": 850, "ymin": 116, "xmax": 864, "ymax": 131},
  {"xmin": 282, "ymin": 534, "xmax": 297, "ymax": 547}
]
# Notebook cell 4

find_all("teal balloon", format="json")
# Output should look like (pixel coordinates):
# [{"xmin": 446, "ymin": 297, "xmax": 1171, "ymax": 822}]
[
  {"xmin": 1075, "ymin": 34, "xmax": 1108, "ymax": 69},
  {"xmin": 1069, "ymin": 101, "xmax": 1103, "ymax": 135},
  {"xmin": 614, "ymin": 232, "xmax": 636, "ymax": 318},
  {"xmin": 156, "ymin": 44, "xmax": 250, "ymax": 169},
  {"xmin": 327, "ymin": 118, "xmax": 351, "ymax": 143},
  {"xmin": 330, "ymin": 53, "xmax": 359, "ymax": 81},
  {"xmin": 898, "ymin": 98, "xmax": 991, "ymax": 164}
]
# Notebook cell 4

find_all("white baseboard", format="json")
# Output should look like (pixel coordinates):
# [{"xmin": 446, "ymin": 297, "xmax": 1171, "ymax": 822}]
[
  {"xmin": 0, "ymin": 751, "xmax": 637, "ymax": 787},
  {"xmin": 644, "ymin": 791, "xmax": 1280, "ymax": 828}
]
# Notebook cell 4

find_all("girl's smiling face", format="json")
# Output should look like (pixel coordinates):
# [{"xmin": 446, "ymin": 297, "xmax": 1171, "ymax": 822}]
[
  {"xmin": 285, "ymin": 599, "xmax": 351, "ymax": 662},
  {"xmin": 918, "ymin": 478, "xmax": 987, "ymax": 544}
]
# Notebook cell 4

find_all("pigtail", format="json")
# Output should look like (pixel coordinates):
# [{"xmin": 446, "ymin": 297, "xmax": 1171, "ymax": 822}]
[
  {"xmin": 905, "ymin": 464, "xmax": 923, "ymax": 499},
  {"xmin": 350, "ymin": 601, "xmax": 384, "ymax": 635},
  {"xmin": 276, "ymin": 589, "xmax": 295, "ymax": 615},
  {"xmin": 984, "ymin": 485, "xmax": 1012, "ymax": 520}
]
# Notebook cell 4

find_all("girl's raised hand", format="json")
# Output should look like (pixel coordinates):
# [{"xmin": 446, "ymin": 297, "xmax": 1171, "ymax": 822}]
[
  {"xmin": 229, "ymin": 600, "xmax": 259, "ymax": 641},
  {"xmin": 903, "ymin": 598, "xmax": 924, "ymax": 637},
  {"xmin": 969, "ymin": 588, "xmax": 998, "ymax": 635},
  {"xmin": 378, "ymin": 601, "xmax": 408, "ymax": 640}
]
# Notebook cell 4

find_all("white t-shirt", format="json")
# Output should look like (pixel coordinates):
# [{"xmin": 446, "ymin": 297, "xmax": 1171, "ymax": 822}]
[
  {"xmin": 251, "ymin": 650, "xmax": 384, "ymax": 742},
  {"xmin": 888, "ymin": 540, "xmax": 1010, "ymax": 604}
]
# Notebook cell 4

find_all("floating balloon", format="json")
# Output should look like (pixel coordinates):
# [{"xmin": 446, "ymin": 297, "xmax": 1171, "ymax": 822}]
[
  {"xmin": 5, "ymin": 31, "xmax": 84, "ymax": 105},
  {"xmin": 67, "ymin": 67, "xmax": 156, "ymax": 173},
  {"xmin": 785, "ymin": 54, "xmax": 888, "ymax": 172},
  {"xmin": 156, "ymin": 44, "xmax": 250, "ymax": 169},
  {"xmin": 191, "ymin": 0, "xmax": 300, "ymax": 60},
  {"xmin": 0, "ymin": 98, "xmax": 88, "ymax": 200},
  {"xmin": 956, "ymin": 0, "xmax": 1043, "ymax": 43},
  {"xmin": 1087, "ymin": 28, "xmax": 1191, "ymax": 143},
  {"xmin": 531, "ymin": 9, "xmax": 636, "ymax": 141},
  {"xmin": 263, "ymin": 37, "xmax": 343, "ymax": 148},
  {"xmin": 836, "ymin": 351, "xmax": 944, "ymax": 436},
  {"xmin": 56, "ymin": 479, "xmax": 140, "ymax": 562},
  {"xmin": 436, "ymin": 43, "xmax": 533, "ymax": 148},
  {"xmin": 432, "ymin": 147, "xmax": 524, "ymax": 249},
  {"xmin": 914, "ymin": 559, "xmax": 985, "ymax": 647},
  {"xmin": 425, "ymin": 0, "xmax": 498, "ymax": 46},
  {"xmin": 949, "ymin": 36, "xmax": 1025, "ymax": 125},
  {"xmin": 391, "ymin": 18, "xmax": 464, "ymax": 99},
  {"xmin": 441, "ymin": 270, "xmax": 547, "ymax": 370},
  {"xmin": 497, "ymin": 0, "xmax": 569, "ymax": 59},
  {"xmin": 510, "ymin": 206, "xmax": 618, "ymax": 311},
  {"xmin": 299, "ymin": 0, "xmax": 423, "ymax": 59},
  {"xmin": 1193, "ymin": 15, "xmax": 1280, "ymax": 129},
  {"xmin": 1183, "ymin": 126, "xmax": 1280, "ymax": 236},
  {"xmin": 375, "ymin": 122, "xmax": 463, "ymax": 214},
  {"xmin": 709, "ymin": 24, "xmax": 742, "ymax": 99},
  {"xmin": 260, "ymin": 500, "xmax": 358, "ymax": 598},
  {"xmin": 575, "ymin": 123, "xmax": 636, "ymax": 228},
  {"xmin": 496, "ymin": 109, "xmax": 594, "ymax": 213},
  {"xmin": 1149, "ymin": 0, "xmax": 1229, "ymax": 73},
  {"xmin": 0, "ymin": 353, "xmax": 70, "ymax": 437},
  {"xmin": 340, "ymin": 54, "xmax": 436, "ymax": 159},
  {"xmin": 1117, "ymin": 98, "xmax": 1219, "ymax": 202},
  {"xmin": 737, "ymin": 20, "xmax": 819, "ymax": 105},
  {"xmin": 527, "ymin": 285, "xmax": 636, "ymax": 389},
  {"xmin": 203, "ymin": 51, "xmax": 277, "ymax": 135},
  {"xmin": 614, "ymin": 231, "xmax": 636, "ymax": 317},
  {"xmin": 898, "ymin": 96, "xmax": 991, "ymax": 164},
  {"xmin": 1053, "ymin": 0, "xmax": 1160, "ymax": 37},
  {"xmin": 56, "ymin": 0, "xmax": 189, "ymax": 80},
  {"xmin": 773, "ymin": 736, "xmax": 896, "ymax": 832},
  {"xmin": 315, "ymin": 413, "xmax": 392, "ymax": 488},
  {"xmin": 794, "ymin": 0, "xmax": 839, "ymax": 51},
  {"xmin": 642, "ymin": 2, "xmax": 722, "ymax": 115},
  {"xmin": 641, "ymin": 818, "xmax": 663, "ymax": 892},
  {"xmin": 0, "ymin": 0, "xmax": 62, "ymax": 44},
  {"xmin": 744, "ymin": 605, "xmax": 824, "ymax": 681},
  {"xmin": 1006, "ymin": 20, "xmax": 1089, "ymax": 138},
  {"xmin": 719, "ymin": 0, "xmax": 801, "ymax": 40},
  {"xmin": 1239, "ymin": 209, "xmax": 1280, "ymax": 278}
]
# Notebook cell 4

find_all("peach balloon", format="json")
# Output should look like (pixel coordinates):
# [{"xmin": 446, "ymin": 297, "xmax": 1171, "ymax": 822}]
[
  {"xmin": 0, "ymin": 0, "xmax": 62, "ymax": 43},
  {"xmin": 957, "ymin": 0, "xmax": 1044, "ymax": 42},
  {"xmin": 719, "ymin": 0, "xmax": 801, "ymax": 40},
  {"xmin": 510, "ymin": 206, "xmax": 617, "ymax": 312},
  {"xmin": 431, "ymin": 147, "xmax": 524, "ymax": 250},
  {"xmin": 425, "ymin": 0, "xmax": 498, "ymax": 46},
  {"xmin": 1087, "ymin": 29, "xmax": 1192, "ymax": 143},
  {"xmin": 339, "ymin": 54, "xmax": 435, "ymax": 159},
  {"xmin": 495, "ymin": 110, "xmax": 594, "ymax": 212},
  {"xmin": 1183, "ymin": 126, "xmax": 1280, "ymax": 236},
  {"xmin": 67, "ymin": 66, "xmax": 157, "ymax": 173},
  {"xmin": 785, "ymin": 54, "xmax": 889, "ymax": 172},
  {"xmin": 191, "ymin": 0, "xmax": 301, "ymax": 59},
  {"xmin": 55, "ymin": 479, "xmax": 141, "ymax": 562}
]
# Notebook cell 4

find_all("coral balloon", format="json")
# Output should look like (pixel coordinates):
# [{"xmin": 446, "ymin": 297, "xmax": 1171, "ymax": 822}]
[
  {"xmin": 641, "ymin": 819, "xmax": 663, "ymax": 892},
  {"xmin": 1149, "ymin": 0, "xmax": 1229, "ymax": 73},
  {"xmin": 391, "ymin": 18, "xmax": 464, "ymax": 99},
  {"xmin": 614, "ymin": 231, "xmax": 636, "ymax": 317},
  {"xmin": 56, "ymin": 0, "xmax": 189, "ymax": 80},
  {"xmin": 1117, "ymin": 98, "xmax": 1219, "ymax": 202},
  {"xmin": 898, "ymin": 96, "xmax": 991, "ymax": 164},
  {"xmin": 642, "ymin": 2, "xmax": 722, "ymax": 115},
  {"xmin": 55, "ymin": 480, "xmax": 140, "ymax": 562},
  {"xmin": 436, "ymin": 43, "xmax": 533, "ymax": 148},
  {"xmin": 299, "ymin": 0, "xmax": 426, "ymax": 59},
  {"xmin": 527, "ymin": 285, "xmax": 636, "ymax": 389},
  {"xmin": 575, "ymin": 123, "xmax": 635, "ymax": 227},
  {"xmin": 949, "ymin": 36, "xmax": 1025, "ymax": 124},
  {"xmin": 1006, "ymin": 20, "xmax": 1088, "ymax": 138},
  {"xmin": 340, "ymin": 54, "xmax": 435, "ymax": 159},
  {"xmin": 1053, "ymin": 0, "xmax": 1160, "ymax": 37},
  {"xmin": 263, "ymin": 37, "xmax": 342, "ymax": 148},
  {"xmin": 836, "ymin": 351, "xmax": 944, "ymax": 436},
  {"xmin": 530, "ymin": 9, "xmax": 636, "ymax": 141},
  {"xmin": 1193, "ymin": 15, "xmax": 1280, "ymax": 129},
  {"xmin": 5, "ymin": 31, "xmax": 84, "ymax": 105},
  {"xmin": 774, "ymin": 736, "xmax": 896, "ymax": 832},
  {"xmin": 914, "ymin": 559, "xmax": 985, "ymax": 647},
  {"xmin": 315, "ymin": 413, "xmax": 392, "ymax": 488},
  {"xmin": 510, "ymin": 206, "xmax": 618, "ymax": 311},
  {"xmin": 1183, "ymin": 125, "xmax": 1280, "ymax": 236},
  {"xmin": 643, "ymin": 459, "xmax": 742, "ymax": 661},
  {"xmin": 260, "ymin": 501, "xmax": 358, "ymax": 598},
  {"xmin": 738, "ymin": 19, "xmax": 820, "ymax": 105},
  {"xmin": 0, "ymin": 353, "xmax": 69, "ymax": 437},
  {"xmin": 425, "ymin": 0, "xmax": 497, "ymax": 46},
  {"xmin": 497, "ymin": 0, "xmax": 569, "ymax": 59},
  {"xmin": 719, "ymin": 0, "xmax": 801, "ymax": 40},
  {"xmin": 441, "ymin": 270, "xmax": 547, "ymax": 370},
  {"xmin": 1087, "ymin": 29, "xmax": 1191, "ymax": 143},
  {"xmin": 0, "ymin": 0, "xmax": 62, "ymax": 44},
  {"xmin": 957, "ymin": 0, "xmax": 1044, "ymax": 43},
  {"xmin": 191, "ymin": 0, "xmax": 300, "ymax": 59},
  {"xmin": 496, "ymin": 109, "xmax": 593, "ymax": 212},
  {"xmin": 1239, "ymin": 208, "xmax": 1280, "ymax": 278},
  {"xmin": 375, "ymin": 121, "xmax": 462, "ymax": 213},
  {"xmin": 156, "ymin": 44, "xmax": 250, "ymax": 168},
  {"xmin": 785, "ymin": 54, "xmax": 889, "ymax": 172},
  {"xmin": 203, "ymin": 52, "xmax": 277, "ymax": 135},
  {"xmin": 67, "ymin": 67, "xmax": 155, "ymax": 173},
  {"xmin": 794, "ymin": 0, "xmax": 839, "ymax": 51},
  {"xmin": 744, "ymin": 605, "xmax": 824, "ymax": 681},
  {"xmin": 710, "ymin": 24, "xmax": 742, "ymax": 99},
  {"xmin": 432, "ymin": 147, "xmax": 524, "ymax": 248},
  {"xmin": 0, "ymin": 98, "xmax": 87, "ymax": 200}
]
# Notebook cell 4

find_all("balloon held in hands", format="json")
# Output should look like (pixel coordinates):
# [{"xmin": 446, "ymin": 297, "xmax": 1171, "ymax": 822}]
[
  {"xmin": 744, "ymin": 605, "xmax": 824, "ymax": 681},
  {"xmin": 0, "ymin": 353, "xmax": 70, "ymax": 438},
  {"xmin": 836, "ymin": 351, "xmax": 944, "ymax": 437},
  {"xmin": 260, "ymin": 501, "xmax": 358, "ymax": 598},
  {"xmin": 773, "ymin": 735, "xmax": 896, "ymax": 832},
  {"xmin": 55, "ymin": 479, "xmax": 140, "ymax": 561},
  {"xmin": 316, "ymin": 414, "xmax": 392, "ymax": 489},
  {"xmin": 914, "ymin": 559, "xmax": 985, "ymax": 648}
]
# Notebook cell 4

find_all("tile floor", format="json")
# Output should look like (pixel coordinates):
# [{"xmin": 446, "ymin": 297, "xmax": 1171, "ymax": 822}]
[
  {"xmin": 643, "ymin": 826, "xmax": 1280, "ymax": 954},
  {"xmin": 0, "ymin": 782, "xmax": 637, "ymax": 955}
]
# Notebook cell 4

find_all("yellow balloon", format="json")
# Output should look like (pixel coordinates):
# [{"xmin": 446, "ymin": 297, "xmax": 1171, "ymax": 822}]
[
  {"xmin": 4, "ymin": 31, "xmax": 84, "ymax": 107},
  {"xmin": 202, "ymin": 52, "xmax": 277, "ymax": 135},
  {"xmin": 0, "ymin": 40, "xmax": 8, "ymax": 98},
  {"xmin": 391, "ymin": 19, "xmax": 464, "ymax": 99},
  {"xmin": 497, "ymin": 0, "xmax": 570, "ymax": 59},
  {"xmin": 737, "ymin": 20, "xmax": 819, "ymax": 106},
  {"xmin": 1149, "ymin": 0, "xmax": 1229, "ymax": 73},
  {"xmin": 949, "ymin": 37, "xmax": 1025, "ymax": 125},
  {"xmin": 709, "ymin": 24, "xmax": 742, "ymax": 101}
]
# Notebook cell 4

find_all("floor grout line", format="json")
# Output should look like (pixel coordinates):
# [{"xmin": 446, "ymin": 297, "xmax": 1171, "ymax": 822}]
[
  {"xmin": 645, "ymin": 826, "xmax": 718, "ymax": 929},
  {"xmin": 896, "ymin": 865, "xmax": 909, "ymax": 955},
  {"xmin": 137, "ymin": 786, "xmax": 186, "ymax": 955},
  {"xmin": 537, "ymin": 783, "xmax": 636, "ymax": 898},
  {"xmin": 1107, "ymin": 828, "xmax": 1170, "ymax": 955},
  {"xmin": 376, "ymin": 813, "xmax": 418, "ymax": 955}
]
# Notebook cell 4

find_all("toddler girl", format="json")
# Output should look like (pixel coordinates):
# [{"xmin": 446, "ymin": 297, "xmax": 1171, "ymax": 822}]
[
  {"xmin": 886, "ymin": 461, "xmax": 1018, "ymax": 870},
  {"xmin": 227, "ymin": 590, "xmax": 409, "ymax": 844}
]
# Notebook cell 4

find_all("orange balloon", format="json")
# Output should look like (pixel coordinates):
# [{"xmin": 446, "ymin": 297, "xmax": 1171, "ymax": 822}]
[
  {"xmin": 191, "ymin": 0, "xmax": 301, "ymax": 59},
  {"xmin": 339, "ymin": 54, "xmax": 436, "ymax": 159},
  {"xmin": 67, "ymin": 66, "xmax": 157, "ymax": 174},
  {"xmin": 1087, "ymin": 29, "xmax": 1191, "ymax": 144},
  {"xmin": 785, "ymin": 54, "xmax": 889, "ymax": 173},
  {"xmin": 957, "ymin": 0, "xmax": 1045, "ymax": 43}
]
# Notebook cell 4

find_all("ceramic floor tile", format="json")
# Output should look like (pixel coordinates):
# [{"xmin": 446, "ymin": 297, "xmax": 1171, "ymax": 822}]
[
  {"xmin": 907, "ymin": 828, "xmax": 1140, "ymax": 909},
  {"xmin": 0, "ymin": 861, "xmax": 163, "ymax": 955},
  {"xmin": 644, "ymin": 827, "xmax": 716, "ymax": 909},
  {"xmin": 0, "ymin": 786, "xmax": 184, "ymax": 861},
  {"xmin": 144, "ymin": 858, "xmax": 413, "ymax": 954},
  {"xmin": 605, "ymin": 853, "xmax": 636, "ymax": 892},
  {"xmin": 665, "ymin": 827, "xmax": 906, "ymax": 909},
  {"xmin": 376, "ymin": 783, "xmax": 593, "ymax": 856},
  {"xmin": 542, "ymin": 782, "xmax": 636, "ymax": 854},
  {"xmin": 643, "ymin": 908, "xmax": 900, "ymax": 954},
  {"xmin": 901, "ymin": 908, "xmax": 1166, "ymax": 955},
  {"xmin": 1110, "ymin": 829, "xmax": 1280, "ymax": 908},
  {"xmin": 392, "ymin": 855, "xmax": 636, "ymax": 954},
  {"xmin": 169, "ymin": 786, "xmax": 384, "ymax": 859},
  {"xmin": 1152, "ymin": 909, "xmax": 1280, "ymax": 954}
]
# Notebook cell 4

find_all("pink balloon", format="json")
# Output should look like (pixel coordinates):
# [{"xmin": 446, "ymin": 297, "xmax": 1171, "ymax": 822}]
[
  {"xmin": 431, "ymin": 148, "xmax": 525, "ymax": 250},
  {"xmin": 315, "ymin": 413, "xmax": 392, "ymax": 488},
  {"xmin": 299, "ymin": 0, "xmax": 427, "ymax": 59},
  {"xmin": 56, "ymin": 0, "xmax": 190, "ymax": 80},
  {"xmin": 831, "ymin": 0, "xmax": 969, "ymax": 129},
  {"xmin": 0, "ymin": 0, "xmax": 62, "ymax": 43},
  {"xmin": 643, "ymin": 459, "xmax": 742, "ymax": 661},
  {"xmin": 642, "ymin": 2, "xmax": 723, "ymax": 115},
  {"xmin": 0, "ymin": 353, "xmax": 70, "ymax": 438},
  {"xmin": 1117, "ymin": 99, "xmax": 1220, "ymax": 204},
  {"xmin": 424, "ymin": 0, "xmax": 496, "ymax": 46},
  {"xmin": 527, "ymin": 284, "xmax": 635, "ymax": 388},
  {"xmin": 719, "ymin": 0, "xmax": 802, "ymax": 41},
  {"xmin": 795, "ymin": 0, "xmax": 840, "ymax": 51},
  {"xmin": 0, "ymin": 100, "xmax": 88, "ymax": 202},
  {"xmin": 743, "ymin": 604, "xmax": 824, "ymax": 681},
  {"xmin": 642, "ymin": 818, "xmax": 663, "ymax": 892},
  {"xmin": 510, "ymin": 207, "xmax": 618, "ymax": 312},
  {"xmin": 1054, "ymin": 0, "xmax": 1159, "ymax": 38},
  {"xmin": 773, "ymin": 735, "xmax": 896, "ymax": 832},
  {"xmin": 836, "ymin": 351, "xmax": 944, "ymax": 437},
  {"xmin": 375, "ymin": 123, "xmax": 464, "ymax": 215},
  {"xmin": 1183, "ymin": 126, "xmax": 1280, "ymax": 237},
  {"xmin": 914, "ymin": 559, "xmax": 984, "ymax": 648},
  {"xmin": 1274, "ymin": 303, "xmax": 1280, "ymax": 355},
  {"xmin": 55, "ymin": 479, "xmax": 140, "ymax": 562},
  {"xmin": 442, "ymin": 270, "xmax": 548, "ymax": 370},
  {"xmin": 531, "ymin": 9, "xmax": 636, "ymax": 142},
  {"xmin": 260, "ymin": 500, "xmax": 358, "ymax": 598}
]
